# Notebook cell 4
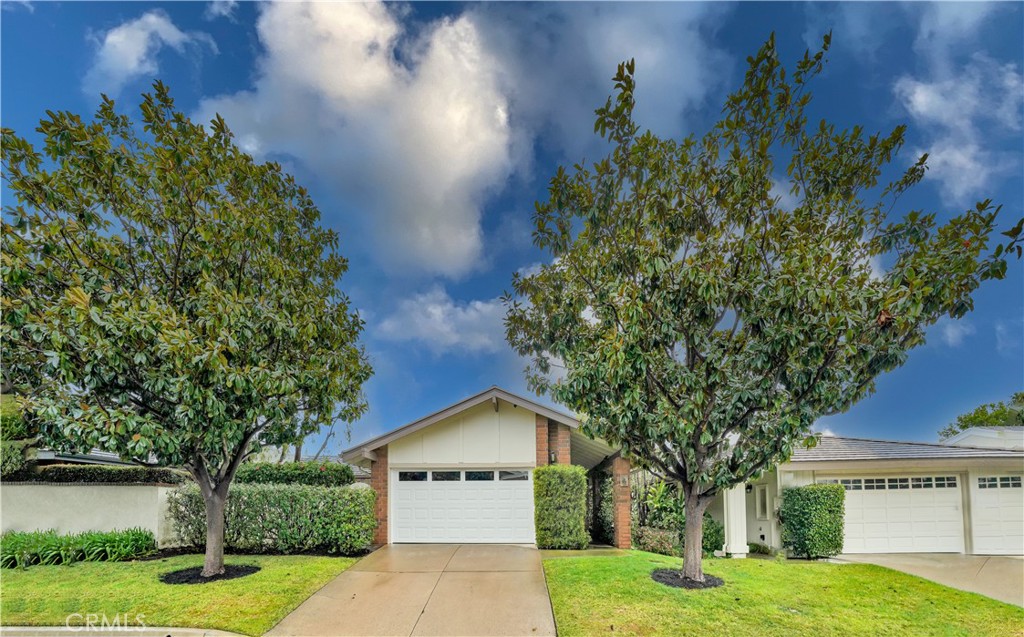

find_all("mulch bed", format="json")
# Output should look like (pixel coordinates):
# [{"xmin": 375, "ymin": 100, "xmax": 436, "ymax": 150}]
[
  {"xmin": 159, "ymin": 564, "xmax": 260, "ymax": 585},
  {"xmin": 651, "ymin": 568, "xmax": 724, "ymax": 589}
]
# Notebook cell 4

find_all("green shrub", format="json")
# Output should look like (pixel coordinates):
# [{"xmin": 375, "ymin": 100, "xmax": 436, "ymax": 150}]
[
  {"xmin": 234, "ymin": 461, "xmax": 355, "ymax": 486},
  {"xmin": 780, "ymin": 483, "xmax": 845, "ymax": 559},
  {"xmin": 15, "ymin": 464, "xmax": 187, "ymax": 484},
  {"xmin": 534, "ymin": 464, "xmax": 588, "ymax": 549},
  {"xmin": 0, "ymin": 440, "xmax": 30, "ymax": 477},
  {"xmin": 167, "ymin": 483, "xmax": 375, "ymax": 555},
  {"xmin": 748, "ymin": 541, "xmax": 772, "ymax": 555},
  {"xmin": 0, "ymin": 528, "xmax": 156, "ymax": 569},
  {"xmin": 701, "ymin": 513, "xmax": 725, "ymax": 554},
  {"xmin": 0, "ymin": 395, "xmax": 31, "ymax": 442},
  {"xmin": 633, "ymin": 526, "xmax": 678, "ymax": 556},
  {"xmin": 591, "ymin": 474, "xmax": 615, "ymax": 544}
]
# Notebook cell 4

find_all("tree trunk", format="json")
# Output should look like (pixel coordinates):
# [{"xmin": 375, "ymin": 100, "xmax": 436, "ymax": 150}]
[
  {"xmin": 681, "ymin": 486, "xmax": 712, "ymax": 582},
  {"xmin": 201, "ymin": 491, "xmax": 227, "ymax": 577},
  {"xmin": 293, "ymin": 441, "xmax": 303, "ymax": 462}
]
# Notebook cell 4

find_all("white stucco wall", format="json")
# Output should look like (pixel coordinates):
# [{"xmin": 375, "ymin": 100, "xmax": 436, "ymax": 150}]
[
  {"xmin": 389, "ymin": 398, "xmax": 536, "ymax": 467},
  {"xmin": 1, "ymin": 484, "xmax": 179, "ymax": 547}
]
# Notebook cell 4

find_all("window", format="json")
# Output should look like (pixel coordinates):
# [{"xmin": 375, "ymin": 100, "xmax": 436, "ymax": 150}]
[
  {"xmin": 466, "ymin": 471, "xmax": 494, "ymax": 481},
  {"xmin": 911, "ymin": 477, "xmax": 934, "ymax": 489},
  {"xmin": 934, "ymin": 476, "xmax": 957, "ymax": 488},
  {"xmin": 887, "ymin": 477, "xmax": 910, "ymax": 490},
  {"xmin": 499, "ymin": 470, "xmax": 529, "ymax": 481},
  {"xmin": 979, "ymin": 476, "xmax": 1022, "ymax": 489},
  {"xmin": 864, "ymin": 478, "xmax": 887, "ymax": 490},
  {"xmin": 398, "ymin": 471, "xmax": 427, "ymax": 482},
  {"xmin": 432, "ymin": 471, "xmax": 460, "ymax": 481},
  {"xmin": 755, "ymin": 485, "xmax": 769, "ymax": 520},
  {"xmin": 840, "ymin": 479, "xmax": 863, "ymax": 491}
]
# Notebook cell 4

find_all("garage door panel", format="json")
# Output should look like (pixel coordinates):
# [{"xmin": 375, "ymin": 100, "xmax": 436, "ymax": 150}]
[
  {"xmin": 972, "ymin": 474, "xmax": 1023, "ymax": 555},
  {"xmin": 392, "ymin": 468, "xmax": 535, "ymax": 544},
  {"xmin": 818, "ymin": 476, "xmax": 965, "ymax": 554}
]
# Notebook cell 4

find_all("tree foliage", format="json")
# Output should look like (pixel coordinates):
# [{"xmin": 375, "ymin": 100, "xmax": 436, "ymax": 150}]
[
  {"xmin": 939, "ymin": 392, "xmax": 1024, "ymax": 440},
  {"xmin": 1, "ymin": 82, "xmax": 372, "ymax": 575},
  {"xmin": 504, "ymin": 34, "xmax": 1022, "ymax": 581}
]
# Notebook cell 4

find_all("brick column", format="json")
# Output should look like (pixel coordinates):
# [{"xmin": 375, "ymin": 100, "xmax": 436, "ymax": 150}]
[
  {"xmin": 370, "ymin": 446, "xmax": 388, "ymax": 545},
  {"xmin": 552, "ymin": 423, "xmax": 571, "ymax": 464},
  {"xmin": 535, "ymin": 415, "xmax": 549, "ymax": 466},
  {"xmin": 611, "ymin": 456, "xmax": 631, "ymax": 549}
]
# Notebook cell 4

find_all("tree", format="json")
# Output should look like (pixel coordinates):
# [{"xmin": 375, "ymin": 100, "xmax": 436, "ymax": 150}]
[
  {"xmin": 504, "ymin": 35, "xmax": 1023, "ymax": 583},
  {"xmin": 1, "ymin": 83, "xmax": 372, "ymax": 577},
  {"xmin": 939, "ymin": 392, "xmax": 1024, "ymax": 439}
]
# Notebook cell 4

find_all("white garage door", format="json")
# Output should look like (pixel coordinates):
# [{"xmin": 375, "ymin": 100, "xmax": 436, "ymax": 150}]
[
  {"xmin": 391, "ymin": 468, "xmax": 535, "ymax": 543},
  {"xmin": 972, "ymin": 475, "xmax": 1023, "ymax": 555},
  {"xmin": 819, "ymin": 476, "xmax": 965, "ymax": 553}
]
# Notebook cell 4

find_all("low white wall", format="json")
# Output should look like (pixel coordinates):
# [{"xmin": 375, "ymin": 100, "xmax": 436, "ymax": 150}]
[{"xmin": 0, "ymin": 483, "xmax": 179, "ymax": 547}]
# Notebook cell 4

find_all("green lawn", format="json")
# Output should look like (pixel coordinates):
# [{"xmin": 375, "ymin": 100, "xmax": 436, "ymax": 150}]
[
  {"xmin": 543, "ymin": 551, "xmax": 1024, "ymax": 637},
  {"xmin": 0, "ymin": 553, "xmax": 355, "ymax": 636}
]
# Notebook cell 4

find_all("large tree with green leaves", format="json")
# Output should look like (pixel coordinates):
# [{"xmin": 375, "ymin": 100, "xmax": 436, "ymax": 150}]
[
  {"xmin": 1, "ymin": 83, "xmax": 372, "ymax": 577},
  {"xmin": 939, "ymin": 392, "xmax": 1024, "ymax": 440},
  {"xmin": 505, "ymin": 35, "xmax": 1023, "ymax": 583}
]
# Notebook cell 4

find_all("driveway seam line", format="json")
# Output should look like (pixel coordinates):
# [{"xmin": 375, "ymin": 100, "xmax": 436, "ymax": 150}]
[{"xmin": 408, "ymin": 544, "xmax": 460, "ymax": 636}]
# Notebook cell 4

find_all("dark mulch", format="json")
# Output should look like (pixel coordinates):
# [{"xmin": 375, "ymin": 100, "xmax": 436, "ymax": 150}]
[
  {"xmin": 159, "ymin": 564, "xmax": 260, "ymax": 585},
  {"xmin": 651, "ymin": 568, "xmax": 724, "ymax": 589}
]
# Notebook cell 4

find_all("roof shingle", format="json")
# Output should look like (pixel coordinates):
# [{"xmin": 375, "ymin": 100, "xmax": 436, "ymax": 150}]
[{"xmin": 790, "ymin": 436, "xmax": 1024, "ymax": 462}]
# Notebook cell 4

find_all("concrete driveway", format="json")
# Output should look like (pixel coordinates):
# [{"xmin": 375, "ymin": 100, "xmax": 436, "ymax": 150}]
[
  {"xmin": 267, "ymin": 544, "xmax": 556, "ymax": 637},
  {"xmin": 836, "ymin": 553, "xmax": 1024, "ymax": 607}
]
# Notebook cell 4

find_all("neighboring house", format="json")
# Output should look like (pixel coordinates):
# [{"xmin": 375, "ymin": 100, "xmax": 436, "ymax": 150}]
[
  {"xmin": 342, "ymin": 386, "xmax": 1024, "ymax": 557},
  {"xmin": 943, "ymin": 426, "xmax": 1024, "ymax": 451},
  {"xmin": 33, "ymin": 449, "xmax": 131, "ymax": 466}
]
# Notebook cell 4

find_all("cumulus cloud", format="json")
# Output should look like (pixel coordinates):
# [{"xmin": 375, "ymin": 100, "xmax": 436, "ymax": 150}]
[
  {"xmin": 204, "ymin": 0, "xmax": 238, "ymax": 21},
  {"xmin": 198, "ymin": 2, "xmax": 514, "ymax": 278},
  {"xmin": 197, "ymin": 3, "xmax": 730, "ymax": 278},
  {"xmin": 376, "ymin": 286, "xmax": 506, "ymax": 355},
  {"xmin": 894, "ymin": 55, "xmax": 1022, "ymax": 204},
  {"xmin": 83, "ymin": 10, "xmax": 216, "ymax": 97},
  {"xmin": 995, "ymin": 320, "xmax": 1022, "ymax": 356},
  {"xmin": 933, "ymin": 316, "xmax": 976, "ymax": 348}
]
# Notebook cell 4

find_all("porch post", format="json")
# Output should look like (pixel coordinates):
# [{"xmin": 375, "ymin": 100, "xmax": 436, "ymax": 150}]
[{"xmin": 723, "ymin": 484, "xmax": 748, "ymax": 558}]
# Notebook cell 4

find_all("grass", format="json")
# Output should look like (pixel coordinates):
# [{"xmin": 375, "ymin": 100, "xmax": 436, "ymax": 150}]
[
  {"xmin": 543, "ymin": 551, "xmax": 1024, "ymax": 637},
  {"xmin": 0, "ymin": 553, "xmax": 355, "ymax": 636}
]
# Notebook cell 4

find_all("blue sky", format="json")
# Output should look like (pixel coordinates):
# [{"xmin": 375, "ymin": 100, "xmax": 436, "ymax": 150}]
[{"xmin": 2, "ymin": 1, "xmax": 1022, "ymax": 452}]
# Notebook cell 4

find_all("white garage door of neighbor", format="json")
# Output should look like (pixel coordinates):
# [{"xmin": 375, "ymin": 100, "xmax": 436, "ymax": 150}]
[
  {"xmin": 818, "ymin": 476, "xmax": 965, "ymax": 553},
  {"xmin": 972, "ymin": 474, "xmax": 1023, "ymax": 555},
  {"xmin": 391, "ymin": 468, "xmax": 535, "ymax": 543}
]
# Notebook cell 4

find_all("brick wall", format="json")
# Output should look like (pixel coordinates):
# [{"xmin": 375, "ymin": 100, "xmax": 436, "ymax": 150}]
[
  {"xmin": 370, "ymin": 446, "xmax": 388, "ymax": 545},
  {"xmin": 611, "ymin": 456, "xmax": 631, "ymax": 549},
  {"xmin": 535, "ymin": 414, "xmax": 549, "ymax": 467},
  {"xmin": 552, "ymin": 423, "xmax": 571, "ymax": 464}
]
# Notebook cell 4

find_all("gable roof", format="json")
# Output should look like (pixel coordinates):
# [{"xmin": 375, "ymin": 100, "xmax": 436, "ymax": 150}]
[
  {"xmin": 341, "ymin": 386, "xmax": 578, "ymax": 464},
  {"xmin": 789, "ymin": 435, "xmax": 1024, "ymax": 463}
]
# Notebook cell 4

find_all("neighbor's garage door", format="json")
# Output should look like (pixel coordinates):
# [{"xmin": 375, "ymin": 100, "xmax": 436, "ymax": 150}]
[
  {"xmin": 972, "ymin": 474, "xmax": 1023, "ymax": 555},
  {"xmin": 391, "ymin": 468, "xmax": 535, "ymax": 543},
  {"xmin": 818, "ymin": 476, "xmax": 965, "ymax": 553}
]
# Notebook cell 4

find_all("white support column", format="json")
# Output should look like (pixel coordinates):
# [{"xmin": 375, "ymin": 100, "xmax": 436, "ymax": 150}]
[{"xmin": 723, "ymin": 484, "xmax": 748, "ymax": 558}]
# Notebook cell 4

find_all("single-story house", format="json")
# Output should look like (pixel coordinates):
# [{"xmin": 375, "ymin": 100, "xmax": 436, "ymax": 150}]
[{"xmin": 343, "ymin": 386, "xmax": 1024, "ymax": 557}]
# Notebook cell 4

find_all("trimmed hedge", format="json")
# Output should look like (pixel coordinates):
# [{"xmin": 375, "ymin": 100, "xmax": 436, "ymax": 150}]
[
  {"xmin": 534, "ymin": 464, "xmax": 589, "ymax": 549},
  {"xmin": 780, "ymin": 483, "xmax": 845, "ymax": 559},
  {"xmin": 0, "ymin": 395, "xmax": 31, "ymax": 441},
  {"xmin": 701, "ymin": 513, "xmax": 725, "ymax": 554},
  {"xmin": 234, "ymin": 461, "xmax": 354, "ymax": 487},
  {"xmin": 167, "ymin": 483, "xmax": 375, "ymax": 555},
  {"xmin": 0, "ymin": 528, "xmax": 156, "ymax": 569},
  {"xmin": 14, "ymin": 464, "xmax": 187, "ymax": 484},
  {"xmin": 630, "ymin": 513, "xmax": 724, "ymax": 556}
]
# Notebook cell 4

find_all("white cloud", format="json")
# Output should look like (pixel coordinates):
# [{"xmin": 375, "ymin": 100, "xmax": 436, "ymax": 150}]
[
  {"xmin": 83, "ymin": 10, "xmax": 216, "ymax": 97},
  {"xmin": 933, "ymin": 316, "xmax": 976, "ymax": 348},
  {"xmin": 204, "ymin": 0, "xmax": 238, "ymax": 21},
  {"xmin": 376, "ymin": 286, "xmax": 506, "ymax": 355},
  {"xmin": 2, "ymin": 0, "xmax": 33, "ymax": 13},
  {"xmin": 198, "ymin": 2, "xmax": 514, "ymax": 278},
  {"xmin": 894, "ymin": 55, "xmax": 1022, "ymax": 204},
  {"xmin": 912, "ymin": 2, "xmax": 1002, "ymax": 71},
  {"xmin": 995, "ymin": 320, "xmax": 1022, "ymax": 356}
]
